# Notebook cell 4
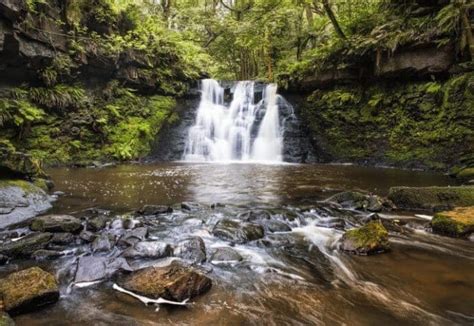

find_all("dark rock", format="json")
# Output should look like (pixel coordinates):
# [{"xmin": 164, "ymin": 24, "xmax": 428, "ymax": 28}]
[
  {"xmin": 0, "ymin": 253, "xmax": 9, "ymax": 265},
  {"xmin": 260, "ymin": 220, "xmax": 291, "ymax": 233},
  {"xmin": 137, "ymin": 205, "xmax": 173, "ymax": 215},
  {"xmin": 0, "ymin": 267, "xmax": 59, "ymax": 315},
  {"xmin": 210, "ymin": 203, "xmax": 225, "ymax": 209},
  {"xmin": 0, "ymin": 180, "xmax": 52, "ymax": 228},
  {"xmin": 51, "ymin": 232, "xmax": 74, "ymax": 245},
  {"xmin": 32, "ymin": 249, "xmax": 63, "ymax": 260},
  {"xmin": 181, "ymin": 202, "xmax": 201, "ymax": 211},
  {"xmin": 118, "ymin": 261, "xmax": 212, "ymax": 301},
  {"xmin": 74, "ymin": 256, "xmax": 132, "ymax": 283},
  {"xmin": 118, "ymin": 227, "xmax": 148, "ymax": 247},
  {"xmin": 238, "ymin": 210, "xmax": 272, "ymax": 221},
  {"xmin": 325, "ymin": 191, "xmax": 394, "ymax": 212},
  {"xmin": 87, "ymin": 216, "xmax": 108, "ymax": 231},
  {"xmin": 213, "ymin": 219, "xmax": 264, "ymax": 243},
  {"xmin": 79, "ymin": 230, "xmax": 96, "ymax": 243},
  {"xmin": 174, "ymin": 236, "xmax": 206, "ymax": 264},
  {"xmin": 122, "ymin": 241, "xmax": 172, "ymax": 259},
  {"xmin": 30, "ymin": 215, "xmax": 82, "ymax": 233},
  {"xmin": 91, "ymin": 234, "xmax": 114, "ymax": 252},
  {"xmin": 0, "ymin": 232, "xmax": 52, "ymax": 257},
  {"xmin": 339, "ymin": 220, "xmax": 389, "ymax": 255},
  {"xmin": 209, "ymin": 247, "xmax": 243, "ymax": 263}
]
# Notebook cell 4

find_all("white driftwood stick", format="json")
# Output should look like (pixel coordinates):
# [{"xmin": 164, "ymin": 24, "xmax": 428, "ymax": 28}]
[{"xmin": 112, "ymin": 283, "xmax": 190, "ymax": 306}]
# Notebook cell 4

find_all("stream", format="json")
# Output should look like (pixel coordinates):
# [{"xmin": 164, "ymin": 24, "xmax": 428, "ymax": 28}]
[{"xmin": 5, "ymin": 162, "xmax": 473, "ymax": 325}]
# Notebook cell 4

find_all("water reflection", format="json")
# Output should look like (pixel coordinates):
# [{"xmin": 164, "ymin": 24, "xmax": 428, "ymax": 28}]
[{"xmin": 47, "ymin": 162, "xmax": 457, "ymax": 213}]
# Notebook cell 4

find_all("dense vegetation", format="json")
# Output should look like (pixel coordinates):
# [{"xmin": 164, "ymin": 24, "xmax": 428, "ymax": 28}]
[{"xmin": 0, "ymin": 0, "xmax": 472, "ymax": 172}]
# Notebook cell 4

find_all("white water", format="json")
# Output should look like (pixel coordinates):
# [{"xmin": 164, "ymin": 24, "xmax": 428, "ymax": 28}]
[{"xmin": 183, "ymin": 79, "xmax": 283, "ymax": 163}]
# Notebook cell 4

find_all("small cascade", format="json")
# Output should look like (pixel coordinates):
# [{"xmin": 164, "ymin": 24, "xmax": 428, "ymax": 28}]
[{"xmin": 183, "ymin": 79, "xmax": 283, "ymax": 163}]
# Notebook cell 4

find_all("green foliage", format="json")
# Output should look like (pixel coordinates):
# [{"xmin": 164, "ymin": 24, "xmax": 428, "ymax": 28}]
[{"xmin": 29, "ymin": 85, "xmax": 87, "ymax": 111}]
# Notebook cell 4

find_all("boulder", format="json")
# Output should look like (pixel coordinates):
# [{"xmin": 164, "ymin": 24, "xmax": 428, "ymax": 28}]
[
  {"xmin": 325, "ymin": 191, "xmax": 394, "ymax": 212},
  {"xmin": 339, "ymin": 220, "xmax": 389, "ymax": 255},
  {"xmin": 74, "ymin": 256, "xmax": 132, "ymax": 283},
  {"xmin": 431, "ymin": 207, "xmax": 474, "ymax": 238},
  {"xmin": 118, "ymin": 227, "xmax": 148, "ymax": 247},
  {"xmin": 260, "ymin": 220, "xmax": 291, "ymax": 233},
  {"xmin": 213, "ymin": 219, "xmax": 264, "ymax": 243},
  {"xmin": 0, "ymin": 180, "xmax": 52, "ymax": 228},
  {"xmin": 173, "ymin": 237, "xmax": 206, "ymax": 264},
  {"xmin": 122, "ymin": 241, "xmax": 172, "ymax": 259},
  {"xmin": 30, "ymin": 215, "xmax": 82, "ymax": 233},
  {"xmin": 388, "ymin": 186, "xmax": 474, "ymax": 211},
  {"xmin": 79, "ymin": 230, "xmax": 96, "ymax": 243},
  {"xmin": 0, "ymin": 232, "xmax": 52, "ymax": 257},
  {"xmin": 118, "ymin": 261, "xmax": 212, "ymax": 301},
  {"xmin": 87, "ymin": 216, "xmax": 108, "ymax": 231},
  {"xmin": 209, "ymin": 247, "xmax": 243, "ymax": 263},
  {"xmin": 137, "ymin": 205, "xmax": 172, "ymax": 215},
  {"xmin": 32, "ymin": 249, "xmax": 63, "ymax": 260},
  {"xmin": 238, "ymin": 210, "xmax": 272, "ymax": 221},
  {"xmin": 0, "ymin": 267, "xmax": 59, "ymax": 315},
  {"xmin": 50, "ymin": 232, "xmax": 74, "ymax": 245}
]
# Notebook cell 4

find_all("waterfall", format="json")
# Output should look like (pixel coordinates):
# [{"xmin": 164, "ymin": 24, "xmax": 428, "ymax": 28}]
[{"xmin": 183, "ymin": 79, "xmax": 283, "ymax": 163}]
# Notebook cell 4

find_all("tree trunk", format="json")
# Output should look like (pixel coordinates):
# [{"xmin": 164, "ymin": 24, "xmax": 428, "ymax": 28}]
[{"xmin": 322, "ymin": 0, "xmax": 346, "ymax": 40}]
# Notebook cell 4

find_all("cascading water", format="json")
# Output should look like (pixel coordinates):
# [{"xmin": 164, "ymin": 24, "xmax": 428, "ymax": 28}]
[{"xmin": 183, "ymin": 79, "xmax": 283, "ymax": 163}]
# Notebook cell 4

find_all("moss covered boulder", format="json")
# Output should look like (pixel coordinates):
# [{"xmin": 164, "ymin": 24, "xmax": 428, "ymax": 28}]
[
  {"xmin": 431, "ymin": 207, "xmax": 474, "ymax": 238},
  {"xmin": 0, "ymin": 267, "xmax": 59, "ymax": 315},
  {"xmin": 118, "ymin": 261, "xmax": 212, "ymax": 301},
  {"xmin": 30, "ymin": 215, "xmax": 82, "ymax": 233},
  {"xmin": 388, "ymin": 186, "xmax": 474, "ymax": 211},
  {"xmin": 339, "ymin": 220, "xmax": 389, "ymax": 255}
]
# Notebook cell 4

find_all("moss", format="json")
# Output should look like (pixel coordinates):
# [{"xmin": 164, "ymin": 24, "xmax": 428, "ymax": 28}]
[
  {"xmin": 303, "ymin": 72, "xmax": 474, "ymax": 170},
  {"xmin": 388, "ymin": 186, "xmax": 474, "ymax": 211},
  {"xmin": 456, "ymin": 168, "xmax": 474, "ymax": 180},
  {"xmin": 432, "ymin": 207, "xmax": 474, "ymax": 237},
  {"xmin": 0, "ymin": 267, "xmax": 59, "ymax": 314},
  {"xmin": 0, "ymin": 179, "xmax": 43, "ymax": 194},
  {"xmin": 341, "ymin": 220, "xmax": 389, "ymax": 255}
]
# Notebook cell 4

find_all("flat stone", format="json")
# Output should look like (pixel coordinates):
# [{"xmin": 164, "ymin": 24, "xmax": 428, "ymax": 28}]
[
  {"xmin": 51, "ymin": 232, "xmax": 74, "ymax": 245},
  {"xmin": 91, "ymin": 234, "xmax": 113, "ymax": 252},
  {"xmin": 118, "ymin": 227, "xmax": 148, "ymax": 247},
  {"xmin": 118, "ymin": 261, "xmax": 212, "ymax": 301},
  {"xmin": 0, "ymin": 267, "xmax": 59, "ymax": 315},
  {"xmin": 174, "ymin": 237, "xmax": 206, "ymax": 263},
  {"xmin": 79, "ymin": 230, "xmax": 96, "ymax": 242},
  {"xmin": 30, "ymin": 215, "xmax": 82, "ymax": 233},
  {"xmin": 213, "ymin": 219, "xmax": 264, "ymax": 243},
  {"xmin": 75, "ymin": 256, "xmax": 132, "ymax": 283},
  {"xmin": 209, "ymin": 247, "xmax": 243, "ymax": 263},
  {"xmin": 0, "ymin": 232, "xmax": 52, "ymax": 257},
  {"xmin": 122, "ymin": 241, "xmax": 172, "ymax": 259}
]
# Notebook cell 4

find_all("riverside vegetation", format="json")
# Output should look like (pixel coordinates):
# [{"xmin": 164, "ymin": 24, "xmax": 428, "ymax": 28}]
[{"xmin": 0, "ymin": 0, "xmax": 473, "ymax": 324}]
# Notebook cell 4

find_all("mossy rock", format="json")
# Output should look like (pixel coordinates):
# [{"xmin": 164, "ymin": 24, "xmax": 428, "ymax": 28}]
[
  {"xmin": 432, "ymin": 207, "xmax": 474, "ymax": 238},
  {"xmin": 339, "ymin": 220, "xmax": 389, "ymax": 255},
  {"xmin": 388, "ymin": 186, "xmax": 474, "ymax": 211},
  {"xmin": 0, "ymin": 232, "xmax": 52, "ymax": 257},
  {"xmin": 30, "ymin": 215, "xmax": 82, "ymax": 233},
  {"xmin": 456, "ymin": 167, "xmax": 474, "ymax": 180},
  {"xmin": 0, "ymin": 267, "xmax": 59, "ymax": 315}
]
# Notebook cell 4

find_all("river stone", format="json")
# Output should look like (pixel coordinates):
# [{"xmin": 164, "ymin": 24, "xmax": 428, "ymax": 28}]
[
  {"xmin": 92, "ymin": 234, "xmax": 114, "ymax": 252},
  {"xmin": 50, "ymin": 232, "xmax": 74, "ymax": 245},
  {"xmin": 137, "ymin": 205, "xmax": 172, "ymax": 215},
  {"xmin": 75, "ymin": 256, "xmax": 132, "ymax": 283},
  {"xmin": 174, "ymin": 237, "xmax": 206, "ymax": 263},
  {"xmin": 0, "ymin": 267, "xmax": 59, "ymax": 315},
  {"xmin": 118, "ymin": 227, "xmax": 148, "ymax": 247},
  {"xmin": 431, "ymin": 207, "xmax": 474, "ymax": 238},
  {"xmin": 213, "ymin": 219, "xmax": 264, "ymax": 243},
  {"xmin": 181, "ymin": 202, "xmax": 201, "ymax": 211},
  {"xmin": 30, "ymin": 215, "xmax": 82, "ymax": 233},
  {"xmin": 0, "ymin": 232, "xmax": 52, "ymax": 257},
  {"xmin": 87, "ymin": 216, "xmax": 108, "ymax": 231},
  {"xmin": 339, "ymin": 220, "xmax": 389, "ymax": 255},
  {"xmin": 0, "ymin": 180, "xmax": 53, "ymax": 229},
  {"xmin": 260, "ymin": 220, "xmax": 291, "ymax": 233},
  {"xmin": 122, "ymin": 241, "xmax": 172, "ymax": 259},
  {"xmin": 238, "ymin": 210, "xmax": 272, "ymax": 221},
  {"xmin": 79, "ymin": 230, "xmax": 96, "ymax": 242},
  {"xmin": 118, "ymin": 261, "xmax": 212, "ymax": 301},
  {"xmin": 325, "ymin": 191, "xmax": 394, "ymax": 212},
  {"xmin": 209, "ymin": 247, "xmax": 243, "ymax": 263}
]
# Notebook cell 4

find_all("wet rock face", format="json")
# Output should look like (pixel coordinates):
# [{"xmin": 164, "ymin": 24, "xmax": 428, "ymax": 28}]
[
  {"xmin": 0, "ymin": 267, "xmax": 59, "ymax": 315},
  {"xmin": 0, "ymin": 180, "xmax": 52, "ymax": 229},
  {"xmin": 339, "ymin": 220, "xmax": 389, "ymax": 255},
  {"xmin": 30, "ymin": 215, "xmax": 82, "ymax": 233},
  {"xmin": 209, "ymin": 247, "xmax": 243, "ymax": 263},
  {"xmin": 431, "ymin": 207, "xmax": 474, "ymax": 238},
  {"xmin": 174, "ymin": 237, "xmax": 207, "ymax": 263},
  {"xmin": 118, "ymin": 261, "xmax": 212, "ymax": 301},
  {"xmin": 213, "ymin": 219, "xmax": 264, "ymax": 243},
  {"xmin": 0, "ymin": 232, "xmax": 52, "ymax": 257}
]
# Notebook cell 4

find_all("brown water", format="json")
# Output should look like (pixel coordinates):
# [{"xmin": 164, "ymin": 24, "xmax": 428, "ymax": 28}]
[{"xmin": 8, "ymin": 163, "xmax": 474, "ymax": 325}]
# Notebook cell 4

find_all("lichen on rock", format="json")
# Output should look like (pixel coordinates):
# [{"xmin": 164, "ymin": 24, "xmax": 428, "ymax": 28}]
[
  {"xmin": 431, "ymin": 206, "xmax": 474, "ymax": 238},
  {"xmin": 339, "ymin": 220, "xmax": 389, "ymax": 255}
]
